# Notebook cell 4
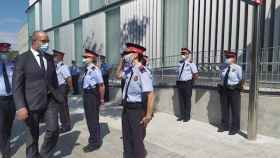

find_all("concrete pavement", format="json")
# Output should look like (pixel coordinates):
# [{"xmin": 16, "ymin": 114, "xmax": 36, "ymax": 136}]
[{"xmin": 10, "ymin": 95, "xmax": 280, "ymax": 158}]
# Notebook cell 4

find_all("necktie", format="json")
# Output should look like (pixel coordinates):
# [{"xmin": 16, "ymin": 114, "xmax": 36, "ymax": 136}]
[
  {"xmin": 2, "ymin": 63, "xmax": 11, "ymax": 93},
  {"xmin": 224, "ymin": 66, "xmax": 231, "ymax": 86},
  {"xmin": 38, "ymin": 53, "xmax": 46, "ymax": 73},
  {"xmin": 178, "ymin": 62, "xmax": 186, "ymax": 80},
  {"xmin": 82, "ymin": 68, "xmax": 88, "ymax": 88}
]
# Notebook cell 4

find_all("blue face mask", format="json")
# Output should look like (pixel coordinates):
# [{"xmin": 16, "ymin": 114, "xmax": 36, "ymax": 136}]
[
  {"xmin": 0, "ymin": 54, "xmax": 8, "ymax": 61},
  {"xmin": 39, "ymin": 43, "xmax": 49, "ymax": 53},
  {"xmin": 224, "ymin": 59, "xmax": 230, "ymax": 64}
]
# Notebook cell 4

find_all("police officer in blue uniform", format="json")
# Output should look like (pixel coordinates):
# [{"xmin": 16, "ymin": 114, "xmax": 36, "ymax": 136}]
[
  {"xmin": 53, "ymin": 50, "xmax": 73, "ymax": 133},
  {"xmin": 70, "ymin": 60, "xmax": 81, "ymax": 95},
  {"xmin": 0, "ymin": 43, "xmax": 15, "ymax": 158},
  {"xmin": 176, "ymin": 48, "xmax": 198, "ymax": 122},
  {"xmin": 100, "ymin": 55, "xmax": 112, "ymax": 102},
  {"xmin": 218, "ymin": 50, "xmax": 243, "ymax": 135},
  {"xmin": 82, "ymin": 49, "xmax": 105, "ymax": 152},
  {"xmin": 116, "ymin": 43, "xmax": 155, "ymax": 158}
]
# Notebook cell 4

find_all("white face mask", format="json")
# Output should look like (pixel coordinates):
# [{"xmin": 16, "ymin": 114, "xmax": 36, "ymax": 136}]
[
  {"xmin": 82, "ymin": 58, "xmax": 87, "ymax": 63},
  {"xmin": 181, "ymin": 55, "xmax": 186, "ymax": 59}
]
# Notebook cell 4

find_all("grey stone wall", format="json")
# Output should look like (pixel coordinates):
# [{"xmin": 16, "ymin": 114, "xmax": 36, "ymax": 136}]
[{"xmin": 109, "ymin": 86, "xmax": 280, "ymax": 138}]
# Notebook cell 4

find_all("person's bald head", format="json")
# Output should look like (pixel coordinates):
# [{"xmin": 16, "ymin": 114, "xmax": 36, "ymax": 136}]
[{"xmin": 32, "ymin": 31, "xmax": 49, "ymax": 50}]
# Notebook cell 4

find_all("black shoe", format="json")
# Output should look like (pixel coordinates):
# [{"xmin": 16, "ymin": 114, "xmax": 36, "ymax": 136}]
[
  {"xmin": 229, "ymin": 130, "xmax": 239, "ymax": 135},
  {"xmin": 59, "ymin": 127, "xmax": 71, "ymax": 133},
  {"xmin": 2, "ymin": 154, "xmax": 11, "ymax": 158},
  {"xmin": 217, "ymin": 128, "xmax": 229, "ymax": 132},
  {"xmin": 177, "ymin": 118, "xmax": 183, "ymax": 121},
  {"xmin": 183, "ymin": 119, "xmax": 190, "ymax": 122},
  {"xmin": 83, "ymin": 144, "xmax": 101, "ymax": 153}
]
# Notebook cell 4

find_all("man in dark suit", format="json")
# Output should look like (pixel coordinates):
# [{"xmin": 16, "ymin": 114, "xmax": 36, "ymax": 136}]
[{"xmin": 13, "ymin": 31, "xmax": 61, "ymax": 158}]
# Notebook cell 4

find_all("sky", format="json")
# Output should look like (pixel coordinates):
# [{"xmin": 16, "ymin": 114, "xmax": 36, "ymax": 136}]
[{"xmin": 0, "ymin": 0, "xmax": 28, "ymax": 47}]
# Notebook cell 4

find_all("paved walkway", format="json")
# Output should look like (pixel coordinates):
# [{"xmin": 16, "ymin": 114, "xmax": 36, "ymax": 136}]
[{"xmin": 11, "ymin": 96, "xmax": 280, "ymax": 158}]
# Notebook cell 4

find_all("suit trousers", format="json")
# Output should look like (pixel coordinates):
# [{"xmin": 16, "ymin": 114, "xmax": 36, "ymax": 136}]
[
  {"xmin": 58, "ymin": 84, "xmax": 71, "ymax": 129},
  {"xmin": 83, "ymin": 89, "xmax": 101, "ymax": 146},
  {"xmin": 122, "ymin": 107, "xmax": 146, "ymax": 158},
  {"xmin": 176, "ymin": 80, "xmax": 193, "ymax": 120},
  {"xmin": 24, "ymin": 97, "xmax": 59, "ymax": 158},
  {"xmin": 0, "ymin": 96, "xmax": 15, "ymax": 158}
]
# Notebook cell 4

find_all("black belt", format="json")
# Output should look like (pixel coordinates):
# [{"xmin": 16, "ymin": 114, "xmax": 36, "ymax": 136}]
[
  {"xmin": 225, "ymin": 84, "xmax": 240, "ymax": 91},
  {"xmin": 83, "ymin": 88, "xmax": 98, "ymax": 94},
  {"xmin": 176, "ymin": 80, "xmax": 192, "ymax": 83},
  {"xmin": 0, "ymin": 95, "xmax": 13, "ymax": 100},
  {"xmin": 123, "ymin": 102, "xmax": 143, "ymax": 109}
]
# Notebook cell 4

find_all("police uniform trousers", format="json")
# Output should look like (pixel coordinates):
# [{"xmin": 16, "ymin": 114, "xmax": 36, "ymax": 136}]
[
  {"xmin": 122, "ymin": 103, "xmax": 146, "ymax": 158},
  {"xmin": 0, "ymin": 96, "xmax": 15, "ymax": 158},
  {"xmin": 25, "ymin": 95, "xmax": 59, "ymax": 158},
  {"xmin": 103, "ymin": 75, "xmax": 110, "ymax": 102},
  {"xmin": 58, "ymin": 84, "xmax": 71, "ymax": 129},
  {"xmin": 121, "ymin": 79, "xmax": 126, "ymax": 93},
  {"xmin": 220, "ymin": 87, "xmax": 241, "ymax": 131},
  {"xmin": 72, "ymin": 75, "xmax": 80, "ymax": 95},
  {"xmin": 83, "ymin": 88, "xmax": 101, "ymax": 146},
  {"xmin": 176, "ymin": 80, "xmax": 193, "ymax": 121}
]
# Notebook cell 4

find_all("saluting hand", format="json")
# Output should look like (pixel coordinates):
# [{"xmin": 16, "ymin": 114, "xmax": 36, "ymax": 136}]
[
  {"xmin": 16, "ymin": 107, "xmax": 29, "ymax": 121},
  {"xmin": 140, "ymin": 115, "xmax": 152, "ymax": 128}
]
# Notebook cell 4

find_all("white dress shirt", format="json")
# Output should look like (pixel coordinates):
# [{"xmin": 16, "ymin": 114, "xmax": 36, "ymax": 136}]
[{"xmin": 31, "ymin": 48, "xmax": 47, "ymax": 70}]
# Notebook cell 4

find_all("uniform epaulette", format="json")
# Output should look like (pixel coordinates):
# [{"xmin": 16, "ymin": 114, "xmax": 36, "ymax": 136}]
[
  {"xmin": 61, "ymin": 63, "xmax": 64, "ymax": 66},
  {"xmin": 139, "ymin": 65, "xmax": 147, "ymax": 73},
  {"xmin": 179, "ymin": 60, "xmax": 185, "ymax": 63},
  {"xmin": 219, "ymin": 64, "xmax": 227, "ymax": 70},
  {"xmin": 91, "ymin": 66, "xmax": 96, "ymax": 71}
]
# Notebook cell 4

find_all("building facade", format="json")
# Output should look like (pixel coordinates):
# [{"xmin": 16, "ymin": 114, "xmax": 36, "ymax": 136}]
[
  {"xmin": 16, "ymin": 24, "xmax": 29, "ymax": 54},
  {"xmin": 26, "ymin": 0, "xmax": 280, "ymax": 75}
]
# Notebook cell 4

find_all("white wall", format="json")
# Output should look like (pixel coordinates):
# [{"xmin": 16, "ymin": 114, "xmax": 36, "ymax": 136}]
[{"xmin": 80, "ymin": 0, "xmax": 90, "ymax": 15}]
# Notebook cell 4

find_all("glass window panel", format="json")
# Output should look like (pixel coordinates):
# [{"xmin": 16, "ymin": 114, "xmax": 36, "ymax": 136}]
[
  {"xmin": 90, "ymin": 0, "xmax": 105, "ymax": 11},
  {"xmin": 163, "ymin": 0, "xmax": 188, "ymax": 67},
  {"xmin": 52, "ymin": 0, "xmax": 62, "ymax": 25},
  {"xmin": 74, "ymin": 21, "xmax": 83, "ymax": 65},
  {"xmin": 54, "ymin": 29, "xmax": 60, "ymax": 49},
  {"xmin": 70, "ymin": 0, "xmax": 80, "ymax": 19},
  {"xmin": 106, "ymin": 8, "xmax": 121, "ymax": 65}
]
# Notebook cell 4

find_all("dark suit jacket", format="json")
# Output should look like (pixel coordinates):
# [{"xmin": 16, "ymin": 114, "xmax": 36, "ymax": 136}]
[{"xmin": 12, "ymin": 50, "xmax": 59, "ymax": 111}]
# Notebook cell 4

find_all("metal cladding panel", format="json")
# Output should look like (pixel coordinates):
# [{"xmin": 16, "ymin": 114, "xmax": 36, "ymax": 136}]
[
  {"xmin": 61, "ymin": 0, "xmax": 70, "ymax": 22},
  {"xmin": 80, "ymin": 0, "xmax": 90, "ymax": 15},
  {"xmin": 83, "ymin": 13, "xmax": 106, "ymax": 56},
  {"xmin": 59, "ymin": 24, "xmax": 75, "ymax": 65},
  {"xmin": 42, "ymin": 0, "xmax": 52, "ymax": 30},
  {"xmin": 120, "ymin": 0, "xmax": 162, "ymax": 60}
]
